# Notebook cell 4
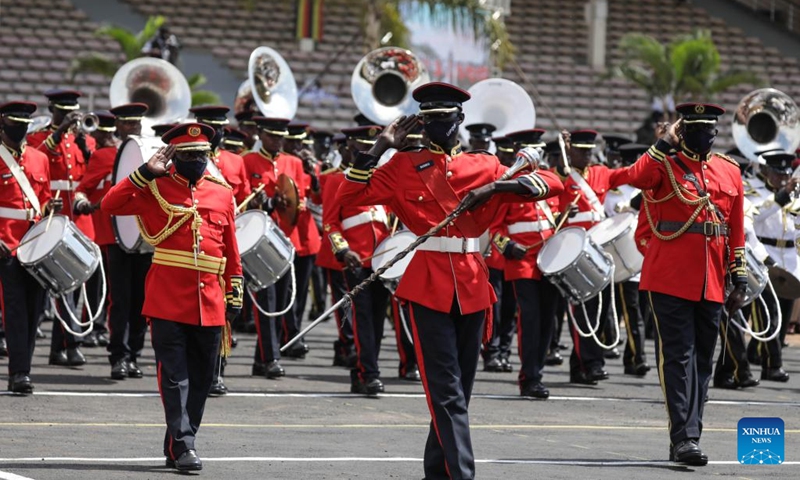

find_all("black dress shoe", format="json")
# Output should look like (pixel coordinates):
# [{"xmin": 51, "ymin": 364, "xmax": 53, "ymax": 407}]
[
  {"xmin": 231, "ymin": 335, "xmax": 238, "ymax": 348},
  {"xmin": 81, "ymin": 334, "xmax": 99, "ymax": 348},
  {"xmin": 589, "ymin": 367, "xmax": 609, "ymax": 381},
  {"xmin": 521, "ymin": 382, "xmax": 549, "ymax": 399},
  {"xmin": 48, "ymin": 350, "xmax": 69, "ymax": 366},
  {"xmin": 0, "ymin": 338, "xmax": 7, "ymax": 357},
  {"xmin": 165, "ymin": 457, "xmax": 174, "ymax": 468},
  {"xmin": 351, "ymin": 378, "xmax": 384, "ymax": 395},
  {"xmin": 738, "ymin": 376, "xmax": 760, "ymax": 389},
  {"xmin": 95, "ymin": 332, "xmax": 109, "ymax": 347},
  {"xmin": 762, "ymin": 367, "xmax": 790, "ymax": 382},
  {"xmin": 265, "ymin": 360, "xmax": 285, "ymax": 378},
  {"xmin": 66, "ymin": 347, "xmax": 86, "ymax": 366},
  {"xmin": 7, "ymin": 373, "xmax": 33, "ymax": 394},
  {"xmin": 401, "ymin": 366, "xmax": 421, "ymax": 382},
  {"xmin": 713, "ymin": 375, "xmax": 738, "ymax": 389},
  {"xmin": 209, "ymin": 377, "xmax": 228, "ymax": 396},
  {"xmin": 603, "ymin": 347, "xmax": 621, "ymax": 359},
  {"xmin": 570, "ymin": 371, "xmax": 598, "ymax": 385},
  {"xmin": 36, "ymin": 327, "xmax": 46, "ymax": 339},
  {"xmin": 110, "ymin": 359, "xmax": 128, "ymax": 380},
  {"xmin": 544, "ymin": 351, "xmax": 563, "ymax": 366},
  {"xmin": 483, "ymin": 357, "xmax": 504, "ymax": 372},
  {"xmin": 283, "ymin": 343, "xmax": 307, "ymax": 359},
  {"xmin": 670, "ymin": 439, "xmax": 708, "ymax": 466},
  {"xmin": 500, "ymin": 356, "xmax": 514, "ymax": 372},
  {"xmin": 174, "ymin": 449, "xmax": 203, "ymax": 471},
  {"xmin": 624, "ymin": 363, "xmax": 651, "ymax": 377},
  {"xmin": 333, "ymin": 352, "xmax": 353, "ymax": 367},
  {"xmin": 558, "ymin": 342, "xmax": 568, "ymax": 351},
  {"xmin": 126, "ymin": 360, "xmax": 143, "ymax": 378}
]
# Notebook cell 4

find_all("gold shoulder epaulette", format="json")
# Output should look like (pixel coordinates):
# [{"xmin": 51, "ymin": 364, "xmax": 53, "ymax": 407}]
[
  {"xmin": 715, "ymin": 152, "xmax": 738, "ymax": 167},
  {"xmin": 204, "ymin": 175, "xmax": 232, "ymax": 190}
]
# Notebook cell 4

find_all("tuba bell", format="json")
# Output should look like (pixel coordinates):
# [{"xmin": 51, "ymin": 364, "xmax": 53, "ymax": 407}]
[
  {"xmin": 234, "ymin": 46, "xmax": 298, "ymax": 119},
  {"xmin": 109, "ymin": 58, "xmax": 191, "ymax": 135},
  {"xmin": 351, "ymin": 47, "xmax": 430, "ymax": 126},
  {"xmin": 732, "ymin": 88, "xmax": 800, "ymax": 162},
  {"xmin": 460, "ymin": 78, "xmax": 535, "ymax": 140}
]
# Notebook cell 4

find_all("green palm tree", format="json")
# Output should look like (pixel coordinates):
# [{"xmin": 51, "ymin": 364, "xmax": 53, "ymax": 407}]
[
  {"xmin": 610, "ymin": 29, "xmax": 762, "ymax": 112},
  {"xmin": 68, "ymin": 15, "xmax": 221, "ymax": 106}
]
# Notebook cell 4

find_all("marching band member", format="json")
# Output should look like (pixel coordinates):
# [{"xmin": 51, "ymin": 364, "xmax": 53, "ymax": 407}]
[
  {"xmin": 102, "ymin": 123, "xmax": 243, "ymax": 472},
  {"xmin": 235, "ymin": 110, "xmax": 259, "ymax": 152},
  {"xmin": 559, "ymin": 129, "xmax": 631, "ymax": 385},
  {"xmin": 337, "ymin": 82, "xmax": 563, "ymax": 480},
  {"xmin": 28, "ymin": 89, "xmax": 96, "ymax": 366},
  {"xmin": 0, "ymin": 101, "xmax": 60, "ymax": 394},
  {"xmin": 221, "ymin": 126, "xmax": 249, "ymax": 155},
  {"xmin": 325, "ymin": 125, "xmax": 392, "ymax": 394},
  {"xmin": 75, "ymin": 103, "xmax": 152, "ymax": 380},
  {"xmin": 603, "ymin": 143, "xmax": 651, "ymax": 377},
  {"xmin": 465, "ymin": 123, "xmax": 495, "ymax": 152},
  {"xmin": 151, "ymin": 123, "xmax": 178, "ymax": 138},
  {"xmin": 628, "ymin": 103, "xmax": 747, "ymax": 466}
]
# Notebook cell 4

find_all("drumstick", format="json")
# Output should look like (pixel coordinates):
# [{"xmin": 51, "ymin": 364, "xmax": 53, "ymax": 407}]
[
  {"xmin": 342, "ymin": 246, "xmax": 398, "ymax": 271},
  {"xmin": 45, "ymin": 190, "xmax": 61, "ymax": 232},
  {"xmin": 236, "ymin": 183, "xmax": 266, "ymax": 213},
  {"xmin": 390, "ymin": 215, "xmax": 399, "ymax": 236},
  {"xmin": 9, "ymin": 231, "xmax": 46, "ymax": 253},
  {"xmin": 523, "ymin": 193, "xmax": 581, "ymax": 252}
]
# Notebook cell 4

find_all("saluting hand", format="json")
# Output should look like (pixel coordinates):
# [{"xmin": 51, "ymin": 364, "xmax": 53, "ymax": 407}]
[
  {"xmin": 380, "ymin": 115, "xmax": 421, "ymax": 149},
  {"xmin": 661, "ymin": 119, "xmax": 682, "ymax": 147},
  {"xmin": 147, "ymin": 145, "xmax": 176, "ymax": 177}
]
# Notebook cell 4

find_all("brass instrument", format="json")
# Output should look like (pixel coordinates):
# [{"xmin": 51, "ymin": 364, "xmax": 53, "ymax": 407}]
[
  {"xmin": 732, "ymin": 88, "xmax": 800, "ymax": 162},
  {"xmin": 234, "ymin": 46, "xmax": 298, "ymax": 119},
  {"xmin": 460, "ymin": 78, "xmax": 536, "ymax": 139}
]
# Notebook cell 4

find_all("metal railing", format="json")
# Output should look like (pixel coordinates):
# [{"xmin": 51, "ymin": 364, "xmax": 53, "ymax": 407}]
[{"xmin": 730, "ymin": 0, "xmax": 798, "ymax": 32}]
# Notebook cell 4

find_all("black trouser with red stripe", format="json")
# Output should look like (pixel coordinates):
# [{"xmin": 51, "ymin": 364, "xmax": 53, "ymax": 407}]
[
  {"xmin": 714, "ymin": 311, "xmax": 752, "ymax": 383},
  {"xmin": 391, "ymin": 296, "xmax": 417, "ymax": 376},
  {"xmin": 309, "ymin": 263, "xmax": 327, "ymax": 316},
  {"xmin": 253, "ymin": 283, "xmax": 280, "ymax": 363},
  {"xmin": 150, "ymin": 318, "xmax": 220, "ymax": 459},
  {"xmin": 483, "ymin": 268, "xmax": 516, "ymax": 361},
  {"xmin": 326, "ymin": 269, "xmax": 354, "ymax": 359},
  {"xmin": 569, "ymin": 285, "xmax": 611, "ymax": 374},
  {"xmin": 549, "ymin": 291, "xmax": 567, "ymax": 351},
  {"xmin": 746, "ymin": 293, "xmax": 788, "ymax": 369},
  {"xmin": 647, "ymin": 291, "xmax": 721, "ymax": 445},
  {"xmin": 514, "ymin": 278, "xmax": 558, "ymax": 387},
  {"xmin": 409, "ymin": 300, "xmax": 484, "ymax": 480},
  {"xmin": 0, "ymin": 256, "xmax": 45, "ymax": 376},
  {"xmin": 291, "ymin": 254, "xmax": 316, "ymax": 334},
  {"xmin": 615, "ymin": 281, "xmax": 646, "ymax": 368},
  {"xmin": 344, "ymin": 267, "xmax": 389, "ymax": 382},
  {"xmin": 106, "ymin": 245, "xmax": 150, "ymax": 365},
  {"xmin": 276, "ymin": 254, "xmax": 315, "ymax": 345}
]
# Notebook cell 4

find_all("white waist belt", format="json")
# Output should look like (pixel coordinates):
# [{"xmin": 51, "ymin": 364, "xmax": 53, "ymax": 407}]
[
  {"xmin": 508, "ymin": 222, "xmax": 551, "ymax": 234},
  {"xmin": 0, "ymin": 206, "xmax": 33, "ymax": 221},
  {"xmin": 342, "ymin": 210, "xmax": 387, "ymax": 230},
  {"xmin": 417, "ymin": 237, "xmax": 481, "ymax": 254},
  {"xmin": 50, "ymin": 180, "xmax": 75, "ymax": 191},
  {"xmin": 567, "ymin": 211, "xmax": 604, "ymax": 224}
]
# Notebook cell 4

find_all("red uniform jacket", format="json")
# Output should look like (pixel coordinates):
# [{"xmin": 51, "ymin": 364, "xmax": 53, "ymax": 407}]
[
  {"xmin": 75, "ymin": 146, "xmax": 117, "ymax": 246},
  {"xmin": 627, "ymin": 142, "xmax": 745, "ymax": 302},
  {"xmin": 494, "ymin": 199, "xmax": 556, "ymax": 281},
  {"xmin": 315, "ymin": 170, "xmax": 341, "ymax": 271},
  {"xmin": 242, "ymin": 150, "xmax": 321, "ymax": 256},
  {"xmin": 0, "ymin": 143, "xmax": 52, "ymax": 252},
  {"xmin": 337, "ymin": 145, "xmax": 564, "ymax": 314},
  {"xmin": 560, "ymin": 165, "xmax": 631, "ymax": 230},
  {"xmin": 28, "ymin": 128, "xmax": 95, "ymax": 239},
  {"xmin": 101, "ymin": 167, "xmax": 243, "ymax": 326},
  {"xmin": 322, "ymin": 171, "xmax": 390, "ymax": 269},
  {"xmin": 211, "ymin": 148, "xmax": 250, "ymax": 206}
]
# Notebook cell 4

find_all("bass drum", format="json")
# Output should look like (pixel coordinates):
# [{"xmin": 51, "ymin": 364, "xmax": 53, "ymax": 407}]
[
  {"xmin": 235, "ymin": 210, "xmax": 295, "ymax": 290},
  {"xmin": 112, "ymin": 135, "xmax": 224, "ymax": 254},
  {"xmin": 537, "ymin": 227, "xmax": 613, "ymax": 304},
  {"xmin": 371, "ymin": 230, "xmax": 418, "ymax": 292}
]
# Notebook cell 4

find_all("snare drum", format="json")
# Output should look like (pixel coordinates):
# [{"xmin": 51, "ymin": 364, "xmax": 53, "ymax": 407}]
[
  {"xmin": 371, "ymin": 231, "xmax": 418, "ymax": 292},
  {"xmin": 17, "ymin": 215, "xmax": 100, "ymax": 295},
  {"xmin": 588, "ymin": 213, "xmax": 644, "ymax": 283},
  {"xmin": 537, "ymin": 227, "xmax": 613, "ymax": 304},
  {"xmin": 739, "ymin": 245, "xmax": 769, "ymax": 306},
  {"xmin": 235, "ymin": 210, "xmax": 296, "ymax": 290}
]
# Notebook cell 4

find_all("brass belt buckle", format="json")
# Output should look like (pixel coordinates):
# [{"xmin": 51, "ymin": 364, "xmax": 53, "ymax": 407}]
[
  {"xmin": 776, "ymin": 239, "xmax": 787, "ymax": 248},
  {"xmin": 703, "ymin": 221, "xmax": 716, "ymax": 236}
]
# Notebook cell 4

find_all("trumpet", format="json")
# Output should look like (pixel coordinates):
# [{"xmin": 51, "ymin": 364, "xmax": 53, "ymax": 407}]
[{"xmin": 70, "ymin": 113, "xmax": 99, "ymax": 134}]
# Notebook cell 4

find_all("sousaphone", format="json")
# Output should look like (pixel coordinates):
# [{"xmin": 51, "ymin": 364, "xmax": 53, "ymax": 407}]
[
  {"xmin": 110, "ymin": 58, "xmax": 191, "ymax": 135},
  {"xmin": 351, "ymin": 47, "xmax": 430, "ymax": 126},
  {"xmin": 234, "ymin": 46, "xmax": 298, "ymax": 119},
  {"xmin": 732, "ymin": 88, "xmax": 800, "ymax": 162},
  {"xmin": 460, "ymin": 78, "xmax": 535, "ymax": 140}
]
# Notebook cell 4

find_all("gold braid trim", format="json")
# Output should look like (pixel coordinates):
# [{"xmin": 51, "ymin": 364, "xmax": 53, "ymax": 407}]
[
  {"xmin": 136, "ymin": 180, "xmax": 202, "ymax": 247},
  {"xmin": 204, "ymin": 175, "xmax": 232, "ymax": 190},
  {"xmin": 643, "ymin": 155, "xmax": 712, "ymax": 241}
]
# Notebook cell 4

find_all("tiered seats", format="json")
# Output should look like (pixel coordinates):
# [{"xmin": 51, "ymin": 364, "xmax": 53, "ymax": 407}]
[{"xmin": 0, "ymin": 0, "xmax": 122, "ymax": 112}]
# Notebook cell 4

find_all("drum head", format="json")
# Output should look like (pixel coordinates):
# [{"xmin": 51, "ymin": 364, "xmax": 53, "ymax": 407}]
[
  {"xmin": 589, "ymin": 213, "xmax": 634, "ymax": 246},
  {"xmin": 115, "ymin": 215, "xmax": 143, "ymax": 251},
  {"xmin": 372, "ymin": 231, "xmax": 417, "ymax": 280},
  {"xmin": 537, "ymin": 227, "xmax": 586, "ymax": 274},
  {"xmin": 113, "ymin": 136, "xmax": 164, "ymax": 185},
  {"xmin": 236, "ymin": 210, "xmax": 271, "ymax": 253},
  {"xmin": 17, "ymin": 215, "xmax": 68, "ymax": 264}
]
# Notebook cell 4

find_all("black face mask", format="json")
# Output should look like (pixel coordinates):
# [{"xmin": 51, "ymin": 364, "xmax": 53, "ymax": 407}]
[
  {"xmin": 682, "ymin": 129, "xmax": 716, "ymax": 156},
  {"xmin": 424, "ymin": 120, "xmax": 459, "ymax": 147},
  {"xmin": 3, "ymin": 123, "xmax": 28, "ymax": 144},
  {"xmin": 174, "ymin": 152, "xmax": 208, "ymax": 183}
]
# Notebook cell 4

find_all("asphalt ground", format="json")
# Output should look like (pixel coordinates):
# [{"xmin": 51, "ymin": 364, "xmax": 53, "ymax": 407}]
[{"xmin": 1, "ymin": 310, "xmax": 799, "ymax": 479}]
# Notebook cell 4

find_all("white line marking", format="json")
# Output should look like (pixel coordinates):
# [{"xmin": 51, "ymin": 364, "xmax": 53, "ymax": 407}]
[
  {"xmin": 0, "ymin": 470, "xmax": 35, "ymax": 480},
  {"xmin": 2, "ymin": 391, "xmax": 798, "ymax": 407},
  {"xmin": 0, "ymin": 457, "xmax": 797, "ymax": 466}
]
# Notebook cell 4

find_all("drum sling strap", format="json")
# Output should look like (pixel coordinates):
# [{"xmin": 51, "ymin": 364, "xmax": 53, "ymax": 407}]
[
  {"xmin": 569, "ymin": 169, "xmax": 605, "ymax": 220},
  {"xmin": 410, "ymin": 155, "xmax": 480, "ymax": 235},
  {"xmin": 0, "ymin": 144, "xmax": 41, "ymax": 215}
]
